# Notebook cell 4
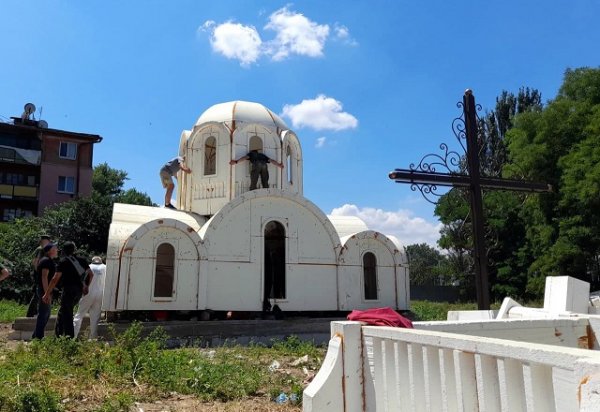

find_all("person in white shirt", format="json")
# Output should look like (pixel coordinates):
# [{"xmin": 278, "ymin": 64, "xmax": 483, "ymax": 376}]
[{"xmin": 73, "ymin": 256, "xmax": 106, "ymax": 339}]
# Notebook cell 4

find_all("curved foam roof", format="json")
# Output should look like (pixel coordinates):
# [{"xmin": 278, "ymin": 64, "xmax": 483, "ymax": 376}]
[
  {"xmin": 328, "ymin": 215, "xmax": 369, "ymax": 239},
  {"xmin": 195, "ymin": 101, "xmax": 289, "ymax": 130}
]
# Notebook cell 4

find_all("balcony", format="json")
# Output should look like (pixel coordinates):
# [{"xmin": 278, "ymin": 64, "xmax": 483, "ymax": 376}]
[
  {"xmin": 0, "ymin": 146, "xmax": 41, "ymax": 165},
  {"xmin": 0, "ymin": 184, "xmax": 38, "ymax": 199}
]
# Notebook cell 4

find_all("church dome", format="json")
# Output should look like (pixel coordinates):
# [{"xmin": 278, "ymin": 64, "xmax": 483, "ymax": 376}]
[{"xmin": 195, "ymin": 101, "xmax": 289, "ymax": 131}]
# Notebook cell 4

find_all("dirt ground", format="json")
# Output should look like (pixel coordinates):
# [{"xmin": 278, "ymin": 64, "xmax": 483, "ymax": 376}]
[{"xmin": 0, "ymin": 323, "xmax": 306, "ymax": 412}]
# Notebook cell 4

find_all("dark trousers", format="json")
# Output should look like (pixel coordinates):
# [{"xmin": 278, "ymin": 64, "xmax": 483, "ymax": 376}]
[
  {"xmin": 32, "ymin": 286, "xmax": 51, "ymax": 339},
  {"xmin": 250, "ymin": 162, "xmax": 269, "ymax": 190},
  {"xmin": 26, "ymin": 282, "xmax": 38, "ymax": 317},
  {"xmin": 55, "ymin": 286, "xmax": 82, "ymax": 338}
]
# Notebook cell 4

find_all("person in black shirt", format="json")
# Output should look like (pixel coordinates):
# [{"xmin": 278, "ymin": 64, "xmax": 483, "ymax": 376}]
[
  {"xmin": 27, "ymin": 234, "xmax": 51, "ymax": 317},
  {"xmin": 32, "ymin": 243, "xmax": 58, "ymax": 339},
  {"xmin": 43, "ymin": 241, "xmax": 93, "ymax": 338},
  {"xmin": 230, "ymin": 150, "xmax": 283, "ymax": 190}
]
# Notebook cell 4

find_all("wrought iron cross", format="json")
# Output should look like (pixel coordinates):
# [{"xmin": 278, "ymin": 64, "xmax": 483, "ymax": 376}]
[{"xmin": 389, "ymin": 90, "xmax": 551, "ymax": 310}]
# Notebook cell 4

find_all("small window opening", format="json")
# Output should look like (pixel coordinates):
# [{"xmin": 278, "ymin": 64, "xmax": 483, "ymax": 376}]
[
  {"xmin": 154, "ymin": 243, "xmax": 175, "ymax": 298},
  {"xmin": 204, "ymin": 136, "xmax": 216, "ymax": 175},
  {"xmin": 363, "ymin": 252, "xmax": 378, "ymax": 300}
]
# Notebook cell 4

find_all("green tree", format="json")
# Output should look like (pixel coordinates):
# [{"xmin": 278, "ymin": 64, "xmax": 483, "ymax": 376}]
[
  {"xmin": 0, "ymin": 163, "xmax": 154, "ymax": 301},
  {"xmin": 117, "ymin": 188, "xmax": 154, "ymax": 206},
  {"xmin": 405, "ymin": 243, "xmax": 449, "ymax": 286},
  {"xmin": 92, "ymin": 162, "xmax": 128, "ymax": 197},
  {"xmin": 505, "ymin": 67, "xmax": 600, "ymax": 294}
]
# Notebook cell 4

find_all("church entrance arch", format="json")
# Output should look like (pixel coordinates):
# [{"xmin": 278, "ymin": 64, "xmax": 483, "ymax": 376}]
[{"xmin": 263, "ymin": 220, "xmax": 286, "ymax": 310}]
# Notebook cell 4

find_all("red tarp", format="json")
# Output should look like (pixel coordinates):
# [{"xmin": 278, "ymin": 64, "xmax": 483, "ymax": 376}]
[{"xmin": 347, "ymin": 307, "xmax": 413, "ymax": 328}]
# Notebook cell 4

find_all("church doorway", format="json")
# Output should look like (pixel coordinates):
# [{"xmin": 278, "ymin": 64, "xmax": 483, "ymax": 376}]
[{"xmin": 263, "ymin": 220, "xmax": 286, "ymax": 310}]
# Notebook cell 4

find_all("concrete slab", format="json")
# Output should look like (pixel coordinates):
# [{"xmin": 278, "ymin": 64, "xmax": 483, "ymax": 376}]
[{"xmin": 10, "ymin": 316, "xmax": 340, "ymax": 347}]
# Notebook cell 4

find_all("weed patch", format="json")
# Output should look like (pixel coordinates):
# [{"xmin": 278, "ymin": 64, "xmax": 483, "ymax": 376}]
[{"xmin": 0, "ymin": 323, "xmax": 324, "ymax": 410}]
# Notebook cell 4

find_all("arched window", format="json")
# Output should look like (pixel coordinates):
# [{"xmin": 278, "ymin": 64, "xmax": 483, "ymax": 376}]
[
  {"xmin": 264, "ymin": 221, "xmax": 286, "ymax": 304},
  {"xmin": 249, "ymin": 135, "xmax": 263, "ymax": 152},
  {"xmin": 286, "ymin": 146, "xmax": 293, "ymax": 184},
  {"xmin": 154, "ymin": 243, "xmax": 175, "ymax": 298},
  {"xmin": 204, "ymin": 136, "xmax": 216, "ymax": 175},
  {"xmin": 363, "ymin": 252, "xmax": 378, "ymax": 300}
]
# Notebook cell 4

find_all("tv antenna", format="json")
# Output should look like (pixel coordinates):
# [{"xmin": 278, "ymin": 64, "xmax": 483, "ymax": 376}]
[{"xmin": 22, "ymin": 103, "xmax": 36, "ymax": 120}]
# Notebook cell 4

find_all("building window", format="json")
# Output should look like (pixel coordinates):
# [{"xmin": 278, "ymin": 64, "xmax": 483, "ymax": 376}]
[
  {"xmin": 286, "ymin": 146, "xmax": 293, "ymax": 184},
  {"xmin": 204, "ymin": 136, "xmax": 216, "ymax": 175},
  {"xmin": 59, "ymin": 142, "xmax": 77, "ymax": 160},
  {"xmin": 57, "ymin": 176, "xmax": 75, "ymax": 194},
  {"xmin": 2, "ymin": 208, "xmax": 33, "ymax": 222},
  {"xmin": 154, "ymin": 243, "xmax": 175, "ymax": 298},
  {"xmin": 0, "ymin": 173, "xmax": 35, "ymax": 186},
  {"xmin": 363, "ymin": 252, "xmax": 378, "ymax": 300}
]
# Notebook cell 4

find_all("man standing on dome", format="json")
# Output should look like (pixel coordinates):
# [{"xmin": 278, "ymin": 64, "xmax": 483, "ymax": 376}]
[
  {"xmin": 159, "ymin": 156, "xmax": 191, "ymax": 210},
  {"xmin": 230, "ymin": 150, "xmax": 283, "ymax": 190}
]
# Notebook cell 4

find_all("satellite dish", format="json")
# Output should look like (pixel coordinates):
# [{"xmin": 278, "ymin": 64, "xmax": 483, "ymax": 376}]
[
  {"xmin": 24, "ymin": 103, "xmax": 36, "ymax": 115},
  {"xmin": 38, "ymin": 120, "xmax": 48, "ymax": 128}
]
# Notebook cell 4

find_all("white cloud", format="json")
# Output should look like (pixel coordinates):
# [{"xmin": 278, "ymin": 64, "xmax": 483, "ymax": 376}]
[
  {"xmin": 206, "ymin": 21, "xmax": 262, "ymax": 66},
  {"xmin": 281, "ymin": 95, "xmax": 358, "ymax": 131},
  {"xmin": 330, "ymin": 204, "xmax": 442, "ymax": 249},
  {"xmin": 315, "ymin": 136, "xmax": 326, "ymax": 148},
  {"xmin": 201, "ymin": 20, "xmax": 215, "ymax": 31},
  {"xmin": 264, "ymin": 7, "xmax": 330, "ymax": 61},
  {"xmin": 333, "ymin": 23, "xmax": 358, "ymax": 46},
  {"xmin": 335, "ymin": 25, "xmax": 349, "ymax": 39},
  {"xmin": 200, "ymin": 8, "xmax": 357, "ymax": 65}
]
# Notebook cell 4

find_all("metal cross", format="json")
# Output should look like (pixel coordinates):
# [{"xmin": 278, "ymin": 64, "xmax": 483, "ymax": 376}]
[{"xmin": 389, "ymin": 90, "xmax": 551, "ymax": 309}]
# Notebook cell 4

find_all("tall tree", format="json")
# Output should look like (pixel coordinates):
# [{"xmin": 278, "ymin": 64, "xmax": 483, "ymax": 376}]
[
  {"xmin": 505, "ymin": 67, "xmax": 600, "ymax": 294},
  {"xmin": 405, "ymin": 243, "xmax": 449, "ymax": 286}
]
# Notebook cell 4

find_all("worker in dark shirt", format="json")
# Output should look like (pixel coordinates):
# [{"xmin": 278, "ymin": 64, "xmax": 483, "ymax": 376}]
[
  {"xmin": 27, "ymin": 234, "xmax": 51, "ymax": 317},
  {"xmin": 32, "ymin": 243, "xmax": 58, "ymax": 339},
  {"xmin": 43, "ymin": 241, "xmax": 93, "ymax": 338},
  {"xmin": 230, "ymin": 150, "xmax": 283, "ymax": 190}
]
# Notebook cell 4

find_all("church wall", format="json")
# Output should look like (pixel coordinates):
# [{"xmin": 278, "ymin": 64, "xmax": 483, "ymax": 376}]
[
  {"xmin": 103, "ymin": 222, "xmax": 139, "ymax": 311},
  {"xmin": 205, "ymin": 261, "xmax": 261, "ymax": 310},
  {"xmin": 337, "ymin": 265, "xmax": 398, "ymax": 310},
  {"xmin": 123, "ymin": 226, "xmax": 200, "ymax": 311},
  {"xmin": 396, "ymin": 266, "xmax": 410, "ymax": 309},
  {"xmin": 337, "ymin": 233, "xmax": 408, "ymax": 310},
  {"xmin": 284, "ymin": 264, "xmax": 338, "ymax": 311},
  {"xmin": 183, "ymin": 124, "xmax": 231, "ymax": 214},
  {"xmin": 200, "ymin": 193, "xmax": 340, "ymax": 311}
]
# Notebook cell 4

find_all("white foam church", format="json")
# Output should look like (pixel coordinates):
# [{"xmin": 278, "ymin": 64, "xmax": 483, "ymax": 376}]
[{"xmin": 103, "ymin": 101, "xmax": 409, "ymax": 316}]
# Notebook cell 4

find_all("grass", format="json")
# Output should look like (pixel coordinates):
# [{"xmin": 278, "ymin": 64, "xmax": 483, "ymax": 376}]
[
  {"xmin": 409, "ymin": 298, "xmax": 545, "ymax": 321},
  {"xmin": 410, "ymin": 300, "xmax": 478, "ymax": 321},
  {"xmin": 0, "ymin": 321, "xmax": 323, "ymax": 411},
  {"xmin": 2, "ymin": 298, "xmax": 521, "ymax": 410},
  {"xmin": 0, "ymin": 299, "xmax": 61, "ymax": 323},
  {"xmin": 0, "ymin": 300, "xmax": 27, "ymax": 323}
]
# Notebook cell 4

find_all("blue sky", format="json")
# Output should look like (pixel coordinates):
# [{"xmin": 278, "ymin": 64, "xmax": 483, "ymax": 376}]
[{"xmin": 2, "ymin": 1, "xmax": 599, "ymax": 248}]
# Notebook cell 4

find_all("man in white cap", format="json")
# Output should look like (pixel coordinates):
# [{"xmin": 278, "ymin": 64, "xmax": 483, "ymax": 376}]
[{"xmin": 73, "ymin": 256, "xmax": 106, "ymax": 339}]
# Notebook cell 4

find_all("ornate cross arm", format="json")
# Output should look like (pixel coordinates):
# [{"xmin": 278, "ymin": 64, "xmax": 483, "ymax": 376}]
[{"xmin": 389, "ymin": 169, "xmax": 552, "ymax": 192}]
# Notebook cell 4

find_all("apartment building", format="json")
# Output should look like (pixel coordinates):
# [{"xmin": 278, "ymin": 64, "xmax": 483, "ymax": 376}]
[{"xmin": 0, "ymin": 104, "xmax": 102, "ymax": 222}]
